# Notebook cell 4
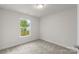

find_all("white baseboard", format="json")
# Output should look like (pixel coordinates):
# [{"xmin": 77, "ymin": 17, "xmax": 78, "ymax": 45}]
[
  {"xmin": 0, "ymin": 39, "xmax": 38, "ymax": 51},
  {"xmin": 42, "ymin": 39, "xmax": 78, "ymax": 52}
]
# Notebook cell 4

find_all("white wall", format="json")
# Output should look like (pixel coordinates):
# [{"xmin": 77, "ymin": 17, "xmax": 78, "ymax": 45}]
[
  {"xmin": 77, "ymin": 5, "xmax": 79, "ymax": 46},
  {"xmin": 0, "ymin": 8, "xmax": 40, "ymax": 50},
  {"xmin": 40, "ymin": 8, "xmax": 77, "ymax": 48}
]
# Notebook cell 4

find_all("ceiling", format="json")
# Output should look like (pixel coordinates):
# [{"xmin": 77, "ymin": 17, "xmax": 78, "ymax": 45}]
[{"xmin": 0, "ymin": 4, "xmax": 76, "ymax": 18}]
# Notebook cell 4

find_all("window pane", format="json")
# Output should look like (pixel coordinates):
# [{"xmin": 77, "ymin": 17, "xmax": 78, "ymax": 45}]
[{"xmin": 20, "ymin": 19, "xmax": 30, "ymax": 36}]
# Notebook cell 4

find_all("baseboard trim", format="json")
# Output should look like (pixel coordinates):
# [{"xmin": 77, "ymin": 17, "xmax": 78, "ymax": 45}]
[
  {"xmin": 0, "ymin": 39, "xmax": 38, "ymax": 51},
  {"xmin": 41, "ymin": 39, "xmax": 78, "ymax": 52}
]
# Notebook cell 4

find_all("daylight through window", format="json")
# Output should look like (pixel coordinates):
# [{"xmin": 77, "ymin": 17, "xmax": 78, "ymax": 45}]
[{"xmin": 20, "ymin": 19, "xmax": 31, "ymax": 36}]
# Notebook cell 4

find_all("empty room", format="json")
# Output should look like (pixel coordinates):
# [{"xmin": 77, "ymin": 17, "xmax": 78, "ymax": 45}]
[{"xmin": 0, "ymin": 4, "xmax": 78, "ymax": 54}]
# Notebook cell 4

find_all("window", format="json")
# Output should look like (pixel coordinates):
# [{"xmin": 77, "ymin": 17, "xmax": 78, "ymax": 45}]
[{"xmin": 20, "ymin": 19, "xmax": 31, "ymax": 37}]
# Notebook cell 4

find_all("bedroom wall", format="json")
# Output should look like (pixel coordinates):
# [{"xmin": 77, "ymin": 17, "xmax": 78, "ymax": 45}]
[
  {"xmin": 77, "ymin": 5, "xmax": 79, "ymax": 46},
  {"xmin": 40, "ymin": 7, "xmax": 77, "ymax": 49},
  {"xmin": 0, "ymin": 8, "xmax": 40, "ymax": 50}
]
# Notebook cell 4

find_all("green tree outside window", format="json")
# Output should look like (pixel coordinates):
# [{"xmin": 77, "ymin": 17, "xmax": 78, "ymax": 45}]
[{"xmin": 20, "ymin": 19, "xmax": 30, "ymax": 36}]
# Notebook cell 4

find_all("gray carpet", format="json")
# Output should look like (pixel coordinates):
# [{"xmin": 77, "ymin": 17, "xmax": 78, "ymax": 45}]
[{"xmin": 0, "ymin": 39, "xmax": 77, "ymax": 54}]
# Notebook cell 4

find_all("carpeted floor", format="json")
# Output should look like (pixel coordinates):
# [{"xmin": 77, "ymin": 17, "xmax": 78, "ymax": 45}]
[{"xmin": 0, "ymin": 39, "xmax": 77, "ymax": 54}]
